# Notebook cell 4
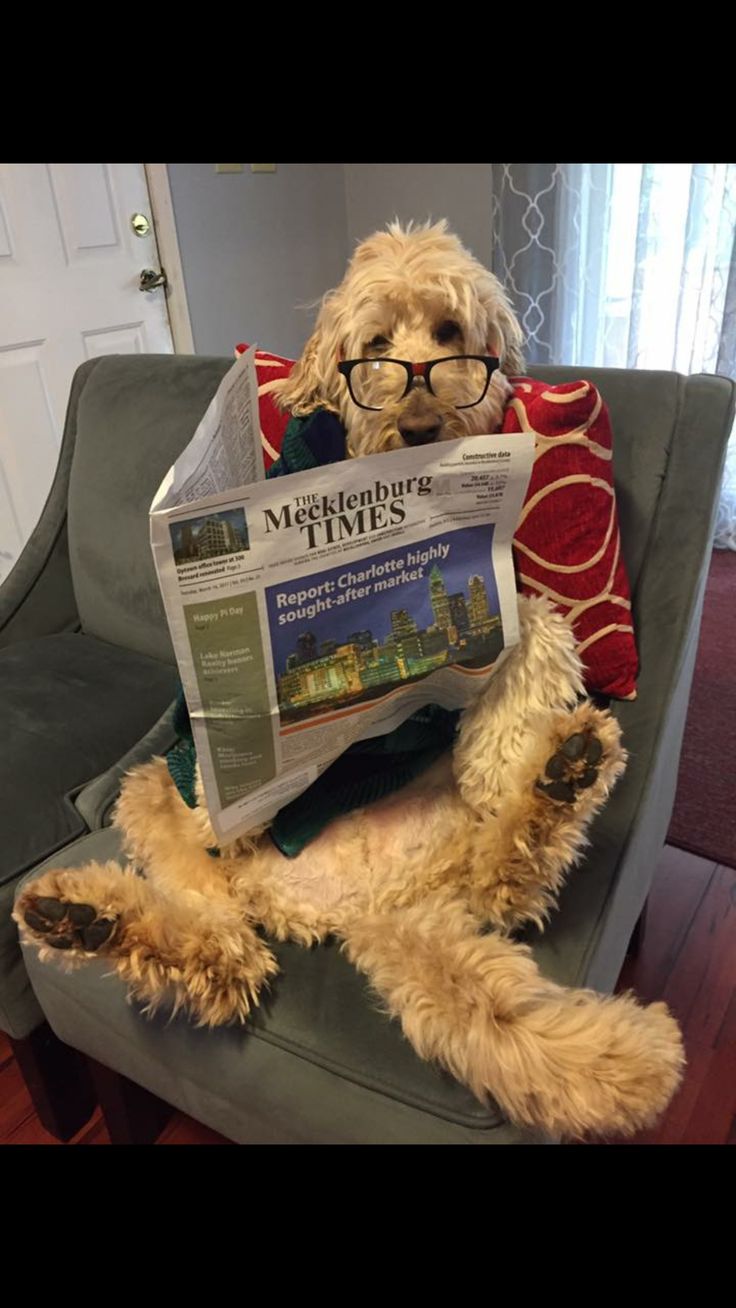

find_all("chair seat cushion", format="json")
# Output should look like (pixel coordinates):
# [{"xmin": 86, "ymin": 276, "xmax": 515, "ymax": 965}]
[{"xmin": 0, "ymin": 632, "xmax": 178, "ymax": 887}]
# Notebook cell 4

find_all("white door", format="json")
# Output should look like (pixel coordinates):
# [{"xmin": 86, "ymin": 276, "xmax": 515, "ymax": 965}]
[{"xmin": 0, "ymin": 163, "xmax": 175, "ymax": 582}]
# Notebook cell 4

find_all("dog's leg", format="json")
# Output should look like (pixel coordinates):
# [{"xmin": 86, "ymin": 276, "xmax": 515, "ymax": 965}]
[
  {"xmin": 112, "ymin": 756, "xmax": 246, "ymax": 901},
  {"xmin": 452, "ymin": 595, "xmax": 626, "ymax": 929},
  {"xmin": 14, "ymin": 859, "xmax": 277, "ymax": 1027},
  {"xmin": 454, "ymin": 701, "xmax": 625, "ymax": 930},
  {"xmin": 454, "ymin": 593, "xmax": 589, "ymax": 811},
  {"xmin": 342, "ymin": 896, "xmax": 684, "ymax": 1139}
]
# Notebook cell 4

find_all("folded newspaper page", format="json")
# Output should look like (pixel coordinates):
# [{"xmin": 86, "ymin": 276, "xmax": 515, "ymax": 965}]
[{"xmin": 151, "ymin": 347, "xmax": 534, "ymax": 844}]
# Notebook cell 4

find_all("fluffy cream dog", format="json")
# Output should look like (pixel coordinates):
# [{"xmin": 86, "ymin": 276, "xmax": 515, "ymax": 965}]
[
  {"xmin": 278, "ymin": 219, "xmax": 524, "ymax": 455},
  {"xmin": 15, "ymin": 221, "xmax": 684, "ymax": 1139}
]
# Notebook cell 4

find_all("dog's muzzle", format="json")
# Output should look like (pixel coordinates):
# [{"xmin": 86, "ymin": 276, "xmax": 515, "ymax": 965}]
[{"xmin": 399, "ymin": 423, "xmax": 442, "ymax": 446}]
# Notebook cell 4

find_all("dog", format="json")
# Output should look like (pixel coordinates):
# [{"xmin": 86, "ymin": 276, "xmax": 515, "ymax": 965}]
[
  {"xmin": 274, "ymin": 219, "xmax": 524, "ymax": 456},
  {"xmin": 15, "ymin": 221, "xmax": 684, "ymax": 1139}
]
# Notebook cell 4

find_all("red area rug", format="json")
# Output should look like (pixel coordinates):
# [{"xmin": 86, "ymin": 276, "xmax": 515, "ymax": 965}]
[{"xmin": 667, "ymin": 549, "xmax": 736, "ymax": 868}]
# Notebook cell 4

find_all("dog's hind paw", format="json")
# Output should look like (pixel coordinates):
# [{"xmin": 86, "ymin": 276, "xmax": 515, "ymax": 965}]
[
  {"xmin": 22, "ymin": 895, "xmax": 118, "ymax": 953},
  {"xmin": 536, "ymin": 731, "xmax": 604, "ymax": 805}
]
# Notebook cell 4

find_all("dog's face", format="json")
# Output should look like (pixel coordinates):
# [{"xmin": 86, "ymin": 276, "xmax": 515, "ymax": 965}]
[{"xmin": 272, "ymin": 220, "xmax": 525, "ymax": 458}]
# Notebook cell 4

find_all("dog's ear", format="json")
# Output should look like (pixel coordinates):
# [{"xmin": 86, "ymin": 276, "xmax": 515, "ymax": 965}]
[
  {"xmin": 487, "ymin": 293, "xmax": 525, "ymax": 377},
  {"xmin": 271, "ymin": 294, "xmax": 345, "ymax": 417}
]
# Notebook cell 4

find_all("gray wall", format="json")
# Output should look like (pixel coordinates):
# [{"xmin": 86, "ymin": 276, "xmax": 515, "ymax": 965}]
[
  {"xmin": 344, "ymin": 164, "xmax": 494, "ymax": 266},
  {"xmin": 166, "ymin": 164, "xmax": 349, "ymax": 359},
  {"xmin": 167, "ymin": 164, "xmax": 495, "ymax": 359}
]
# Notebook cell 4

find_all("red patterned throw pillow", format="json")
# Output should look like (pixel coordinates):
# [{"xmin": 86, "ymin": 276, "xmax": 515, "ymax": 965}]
[
  {"xmin": 235, "ymin": 343, "xmax": 292, "ymax": 470},
  {"xmin": 503, "ymin": 378, "xmax": 638, "ymax": 700},
  {"xmin": 236, "ymin": 345, "xmax": 638, "ymax": 700}
]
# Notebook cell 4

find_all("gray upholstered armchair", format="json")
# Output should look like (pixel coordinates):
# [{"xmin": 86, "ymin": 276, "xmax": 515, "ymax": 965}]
[
  {"xmin": 4, "ymin": 355, "xmax": 734, "ymax": 1143},
  {"xmin": 0, "ymin": 355, "xmax": 230, "ymax": 1136}
]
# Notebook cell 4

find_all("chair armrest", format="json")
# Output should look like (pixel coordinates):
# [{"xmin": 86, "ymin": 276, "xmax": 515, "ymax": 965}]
[
  {"xmin": 533, "ymin": 371, "xmax": 736, "ymax": 994},
  {"xmin": 73, "ymin": 701, "xmax": 179, "ymax": 830},
  {"xmin": 0, "ymin": 359, "xmax": 103, "ymax": 647}
]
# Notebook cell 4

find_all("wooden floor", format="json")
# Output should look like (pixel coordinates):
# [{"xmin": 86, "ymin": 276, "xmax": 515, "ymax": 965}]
[
  {"xmin": 2, "ymin": 843, "xmax": 734, "ymax": 1146},
  {"xmin": 603, "ymin": 846, "xmax": 736, "ymax": 1146}
]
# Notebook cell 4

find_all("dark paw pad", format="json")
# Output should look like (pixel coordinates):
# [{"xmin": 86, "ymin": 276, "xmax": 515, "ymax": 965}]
[
  {"xmin": 576, "ymin": 767, "xmax": 598, "ymax": 789},
  {"xmin": 48, "ymin": 934, "xmax": 75, "ymax": 950},
  {"xmin": 537, "ymin": 730, "xmax": 605, "ymax": 804},
  {"xmin": 81, "ymin": 919, "xmax": 116, "ymax": 951},
  {"xmin": 35, "ymin": 896, "xmax": 66, "ymax": 923},
  {"xmin": 68, "ymin": 903, "xmax": 96, "ymax": 927},
  {"xmin": 560, "ymin": 733, "xmax": 586, "ymax": 761},
  {"xmin": 540, "ymin": 779, "xmax": 576, "ymax": 803},
  {"xmin": 24, "ymin": 897, "xmax": 118, "ymax": 953},
  {"xmin": 24, "ymin": 909, "xmax": 54, "ymax": 934}
]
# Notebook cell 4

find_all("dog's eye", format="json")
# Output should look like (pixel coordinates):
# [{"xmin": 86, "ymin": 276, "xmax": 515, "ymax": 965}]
[
  {"xmin": 367, "ymin": 335, "xmax": 390, "ymax": 352},
  {"xmin": 435, "ymin": 320, "xmax": 461, "ymax": 345}
]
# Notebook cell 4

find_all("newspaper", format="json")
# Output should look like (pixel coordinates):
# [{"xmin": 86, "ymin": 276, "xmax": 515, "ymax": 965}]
[{"xmin": 150, "ymin": 347, "xmax": 534, "ymax": 844}]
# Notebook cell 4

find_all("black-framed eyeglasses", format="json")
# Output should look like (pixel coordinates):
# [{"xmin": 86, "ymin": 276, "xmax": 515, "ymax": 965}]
[{"xmin": 337, "ymin": 355, "xmax": 500, "ymax": 411}]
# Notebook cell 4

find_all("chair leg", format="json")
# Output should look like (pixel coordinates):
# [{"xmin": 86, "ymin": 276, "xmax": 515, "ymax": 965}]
[
  {"xmin": 88, "ymin": 1058, "xmax": 173, "ymax": 1145},
  {"xmin": 10, "ymin": 1021, "xmax": 97, "ymax": 1142},
  {"xmin": 626, "ymin": 899, "xmax": 649, "ymax": 961}
]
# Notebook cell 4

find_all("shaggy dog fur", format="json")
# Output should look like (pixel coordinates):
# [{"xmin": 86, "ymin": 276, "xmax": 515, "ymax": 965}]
[{"xmin": 15, "ymin": 221, "xmax": 685, "ymax": 1140}]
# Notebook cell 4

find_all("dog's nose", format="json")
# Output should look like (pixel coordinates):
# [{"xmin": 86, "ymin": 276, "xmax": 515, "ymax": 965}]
[{"xmin": 399, "ymin": 424, "xmax": 441, "ymax": 447}]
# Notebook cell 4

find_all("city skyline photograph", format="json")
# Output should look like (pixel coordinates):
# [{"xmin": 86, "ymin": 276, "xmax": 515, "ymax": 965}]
[
  {"xmin": 266, "ymin": 525, "xmax": 498, "ymax": 677},
  {"xmin": 265, "ymin": 526, "xmax": 504, "ymax": 726}
]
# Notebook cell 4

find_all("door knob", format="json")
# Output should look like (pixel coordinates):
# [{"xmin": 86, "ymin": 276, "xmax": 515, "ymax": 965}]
[{"xmin": 139, "ymin": 267, "xmax": 168, "ymax": 293}]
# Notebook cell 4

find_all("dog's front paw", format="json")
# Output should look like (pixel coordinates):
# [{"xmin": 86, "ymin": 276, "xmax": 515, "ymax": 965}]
[
  {"xmin": 21, "ymin": 894, "xmax": 119, "ymax": 954},
  {"xmin": 535, "ymin": 731, "xmax": 603, "ymax": 805}
]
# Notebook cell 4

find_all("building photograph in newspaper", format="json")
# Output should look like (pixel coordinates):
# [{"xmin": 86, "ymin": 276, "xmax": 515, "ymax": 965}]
[
  {"xmin": 170, "ymin": 507, "xmax": 250, "ymax": 565},
  {"xmin": 265, "ymin": 523, "xmax": 503, "ymax": 729}
]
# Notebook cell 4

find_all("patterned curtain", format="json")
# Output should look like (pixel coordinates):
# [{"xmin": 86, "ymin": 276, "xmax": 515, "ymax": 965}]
[{"xmin": 490, "ymin": 163, "xmax": 736, "ymax": 550}]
